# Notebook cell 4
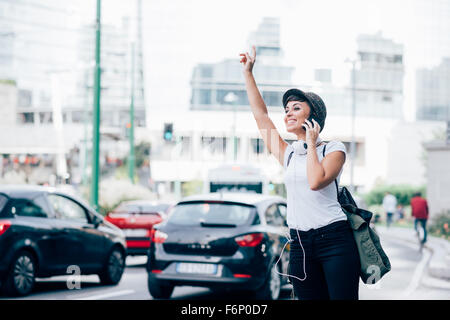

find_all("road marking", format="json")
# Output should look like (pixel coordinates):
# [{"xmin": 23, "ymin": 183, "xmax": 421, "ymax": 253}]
[
  {"xmin": 75, "ymin": 289, "xmax": 135, "ymax": 300},
  {"xmin": 402, "ymin": 249, "xmax": 431, "ymax": 298}
]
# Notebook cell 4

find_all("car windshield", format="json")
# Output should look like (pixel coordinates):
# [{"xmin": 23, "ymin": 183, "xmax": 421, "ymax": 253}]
[{"xmin": 167, "ymin": 202, "xmax": 254, "ymax": 226}]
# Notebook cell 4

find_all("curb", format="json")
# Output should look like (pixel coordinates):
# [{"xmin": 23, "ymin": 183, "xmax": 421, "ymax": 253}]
[
  {"xmin": 375, "ymin": 225, "xmax": 450, "ymax": 281},
  {"xmin": 426, "ymin": 237, "xmax": 450, "ymax": 280}
]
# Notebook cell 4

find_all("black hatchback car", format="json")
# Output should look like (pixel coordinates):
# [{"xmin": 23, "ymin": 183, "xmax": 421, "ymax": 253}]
[
  {"xmin": 146, "ymin": 192, "xmax": 290, "ymax": 300},
  {"xmin": 0, "ymin": 185, "xmax": 127, "ymax": 297}
]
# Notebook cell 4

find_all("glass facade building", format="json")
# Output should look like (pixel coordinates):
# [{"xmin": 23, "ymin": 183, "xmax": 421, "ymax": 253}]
[
  {"xmin": 190, "ymin": 17, "xmax": 295, "ymax": 111},
  {"xmin": 0, "ymin": 0, "xmax": 146, "ymax": 130},
  {"xmin": 416, "ymin": 58, "xmax": 450, "ymax": 122}
]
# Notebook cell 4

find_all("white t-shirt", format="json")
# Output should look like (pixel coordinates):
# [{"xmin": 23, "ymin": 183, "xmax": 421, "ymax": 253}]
[
  {"xmin": 382, "ymin": 194, "xmax": 397, "ymax": 213},
  {"xmin": 283, "ymin": 139, "xmax": 348, "ymax": 231}
]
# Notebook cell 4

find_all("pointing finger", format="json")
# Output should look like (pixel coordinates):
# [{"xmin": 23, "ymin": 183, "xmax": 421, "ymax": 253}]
[
  {"xmin": 312, "ymin": 119, "xmax": 320, "ymax": 132},
  {"xmin": 245, "ymin": 52, "xmax": 252, "ymax": 63}
]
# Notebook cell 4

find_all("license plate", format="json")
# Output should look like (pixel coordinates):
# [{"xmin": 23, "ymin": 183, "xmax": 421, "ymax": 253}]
[
  {"xmin": 123, "ymin": 229, "xmax": 148, "ymax": 237},
  {"xmin": 176, "ymin": 263, "xmax": 217, "ymax": 275}
]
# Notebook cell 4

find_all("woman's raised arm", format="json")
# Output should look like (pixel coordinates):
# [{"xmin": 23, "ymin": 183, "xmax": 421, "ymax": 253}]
[{"xmin": 240, "ymin": 46, "xmax": 288, "ymax": 166}]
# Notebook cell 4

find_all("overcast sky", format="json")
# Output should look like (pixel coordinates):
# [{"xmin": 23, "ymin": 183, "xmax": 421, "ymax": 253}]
[{"xmin": 81, "ymin": 0, "xmax": 450, "ymax": 119}]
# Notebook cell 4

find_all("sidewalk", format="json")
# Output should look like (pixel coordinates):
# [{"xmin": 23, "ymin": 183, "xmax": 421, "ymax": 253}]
[{"xmin": 375, "ymin": 225, "xmax": 450, "ymax": 281}]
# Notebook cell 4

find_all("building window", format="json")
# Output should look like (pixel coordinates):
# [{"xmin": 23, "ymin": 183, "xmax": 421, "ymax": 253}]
[
  {"xmin": 194, "ymin": 89, "xmax": 212, "ymax": 105},
  {"xmin": 200, "ymin": 65, "xmax": 213, "ymax": 78},
  {"xmin": 393, "ymin": 55, "xmax": 402, "ymax": 64},
  {"xmin": 135, "ymin": 109, "xmax": 146, "ymax": 127},
  {"xmin": 39, "ymin": 112, "xmax": 53, "ymax": 124},
  {"xmin": 72, "ymin": 111, "xmax": 89, "ymax": 123},
  {"xmin": 251, "ymin": 138, "xmax": 265, "ymax": 154},
  {"xmin": 18, "ymin": 112, "xmax": 34, "ymax": 124},
  {"xmin": 18, "ymin": 89, "xmax": 32, "ymax": 108},
  {"xmin": 382, "ymin": 94, "xmax": 392, "ymax": 102},
  {"xmin": 180, "ymin": 136, "xmax": 191, "ymax": 158},
  {"xmin": 216, "ymin": 90, "xmax": 248, "ymax": 106},
  {"xmin": 262, "ymin": 91, "xmax": 282, "ymax": 107},
  {"xmin": 201, "ymin": 136, "xmax": 226, "ymax": 155}
]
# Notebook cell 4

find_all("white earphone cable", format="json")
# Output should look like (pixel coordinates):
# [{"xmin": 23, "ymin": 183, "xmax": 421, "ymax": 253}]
[{"xmin": 274, "ymin": 139, "xmax": 322, "ymax": 282}]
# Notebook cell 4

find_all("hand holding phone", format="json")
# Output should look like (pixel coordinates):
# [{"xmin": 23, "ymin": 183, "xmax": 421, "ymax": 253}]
[{"xmin": 302, "ymin": 118, "xmax": 321, "ymax": 148}]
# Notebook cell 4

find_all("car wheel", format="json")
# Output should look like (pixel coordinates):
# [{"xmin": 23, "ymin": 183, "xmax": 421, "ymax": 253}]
[
  {"xmin": 255, "ymin": 263, "xmax": 281, "ymax": 300},
  {"xmin": 3, "ymin": 251, "xmax": 36, "ymax": 297},
  {"xmin": 147, "ymin": 276, "xmax": 174, "ymax": 299},
  {"xmin": 99, "ymin": 247, "xmax": 125, "ymax": 285}
]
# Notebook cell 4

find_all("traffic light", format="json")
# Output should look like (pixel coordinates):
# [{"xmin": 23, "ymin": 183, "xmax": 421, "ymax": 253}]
[{"xmin": 163, "ymin": 123, "xmax": 173, "ymax": 141}]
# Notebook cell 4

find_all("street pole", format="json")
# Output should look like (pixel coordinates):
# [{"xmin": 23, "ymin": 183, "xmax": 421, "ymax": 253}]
[
  {"xmin": 128, "ymin": 42, "xmax": 135, "ymax": 183},
  {"xmin": 82, "ymin": 72, "xmax": 89, "ymax": 188},
  {"xmin": 91, "ymin": 0, "xmax": 101, "ymax": 209},
  {"xmin": 350, "ymin": 60, "xmax": 356, "ymax": 194},
  {"xmin": 345, "ymin": 58, "xmax": 357, "ymax": 194},
  {"xmin": 224, "ymin": 92, "xmax": 238, "ymax": 162}
]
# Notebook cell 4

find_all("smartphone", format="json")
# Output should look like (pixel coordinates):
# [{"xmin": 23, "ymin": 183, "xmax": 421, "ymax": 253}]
[{"xmin": 302, "ymin": 116, "xmax": 316, "ymax": 131}]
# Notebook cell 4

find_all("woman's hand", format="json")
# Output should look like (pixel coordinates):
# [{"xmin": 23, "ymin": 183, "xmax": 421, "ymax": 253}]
[
  {"xmin": 239, "ymin": 45, "xmax": 256, "ymax": 74},
  {"xmin": 302, "ymin": 119, "xmax": 321, "ymax": 148}
]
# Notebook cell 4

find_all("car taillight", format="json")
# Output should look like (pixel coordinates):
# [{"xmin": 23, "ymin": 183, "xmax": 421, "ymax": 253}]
[
  {"xmin": 151, "ymin": 230, "xmax": 168, "ymax": 244},
  {"xmin": 0, "ymin": 220, "xmax": 11, "ymax": 236},
  {"xmin": 235, "ymin": 233, "xmax": 264, "ymax": 247}
]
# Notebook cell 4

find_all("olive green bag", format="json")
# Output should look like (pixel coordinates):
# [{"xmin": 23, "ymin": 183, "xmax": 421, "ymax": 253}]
[{"xmin": 342, "ymin": 206, "xmax": 391, "ymax": 284}]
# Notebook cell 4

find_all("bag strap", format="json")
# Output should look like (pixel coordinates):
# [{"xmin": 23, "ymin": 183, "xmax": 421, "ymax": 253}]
[
  {"xmin": 287, "ymin": 151, "xmax": 294, "ymax": 167},
  {"xmin": 322, "ymin": 143, "xmax": 339, "ymax": 200}
]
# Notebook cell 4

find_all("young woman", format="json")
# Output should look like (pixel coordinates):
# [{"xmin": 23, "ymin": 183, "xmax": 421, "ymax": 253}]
[{"xmin": 240, "ymin": 46, "xmax": 360, "ymax": 300}]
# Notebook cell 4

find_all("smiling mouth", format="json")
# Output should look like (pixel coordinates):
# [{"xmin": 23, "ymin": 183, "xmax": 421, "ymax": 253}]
[{"xmin": 287, "ymin": 119, "xmax": 297, "ymax": 124}]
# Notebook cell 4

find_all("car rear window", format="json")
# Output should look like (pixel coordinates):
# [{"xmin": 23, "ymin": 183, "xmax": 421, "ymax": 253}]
[
  {"xmin": 0, "ymin": 194, "xmax": 9, "ymax": 216},
  {"xmin": 167, "ymin": 202, "xmax": 255, "ymax": 226}
]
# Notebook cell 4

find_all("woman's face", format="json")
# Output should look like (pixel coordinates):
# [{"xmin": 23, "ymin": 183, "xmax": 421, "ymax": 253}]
[{"xmin": 283, "ymin": 100, "xmax": 311, "ymax": 133}]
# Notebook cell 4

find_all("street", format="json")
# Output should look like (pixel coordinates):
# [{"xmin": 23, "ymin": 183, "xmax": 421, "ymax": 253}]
[{"xmin": 4, "ymin": 229, "xmax": 449, "ymax": 300}]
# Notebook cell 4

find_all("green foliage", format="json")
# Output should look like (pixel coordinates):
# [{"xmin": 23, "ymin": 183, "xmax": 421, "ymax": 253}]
[
  {"xmin": 428, "ymin": 210, "xmax": 450, "ymax": 240},
  {"xmin": 272, "ymin": 183, "xmax": 286, "ymax": 197},
  {"xmin": 122, "ymin": 142, "xmax": 151, "ymax": 168},
  {"xmin": 182, "ymin": 180, "xmax": 203, "ymax": 197},
  {"xmin": 97, "ymin": 196, "xmax": 140, "ymax": 216},
  {"xmin": 0, "ymin": 79, "xmax": 16, "ymax": 86},
  {"xmin": 363, "ymin": 184, "xmax": 426, "ymax": 207}
]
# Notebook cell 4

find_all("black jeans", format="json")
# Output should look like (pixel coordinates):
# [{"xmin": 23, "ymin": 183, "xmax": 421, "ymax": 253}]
[
  {"xmin": 288, "ymin": 220, "xmax": 360, "ymax": 300},
  {"xmin": 414, "ymin": 218, "xmax": 427, "ymax": 243}
]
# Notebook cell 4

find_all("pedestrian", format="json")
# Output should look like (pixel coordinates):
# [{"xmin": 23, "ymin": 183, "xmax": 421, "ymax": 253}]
[
  {"xmin": 395, "ymin": 204, "xmax": 405, "ymax": 222},
  {"xmin": 410, "ymin": 191, "xmax": 429, "ymax": 245},
  {"xmin": 240, "ymin": 47, "xmax": 360, "ymax": 300},
  {"xmin": 383, "ymin": 192, "xmax": 397, "ymax": 228}
]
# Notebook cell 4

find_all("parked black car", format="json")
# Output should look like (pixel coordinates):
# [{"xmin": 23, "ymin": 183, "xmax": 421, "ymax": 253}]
[
  {"xmin": 0, "ymin": 185, "xmax": 127, "ymax": 297},
  {"xmin": 146, "ymin": 192, "xmax": 290, "ymax": 300}
]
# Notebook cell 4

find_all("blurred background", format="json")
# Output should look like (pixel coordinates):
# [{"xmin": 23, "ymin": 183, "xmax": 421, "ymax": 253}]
[{"xmin": 0, "ymin": 0, "xmax": 449, "ymax": 236}]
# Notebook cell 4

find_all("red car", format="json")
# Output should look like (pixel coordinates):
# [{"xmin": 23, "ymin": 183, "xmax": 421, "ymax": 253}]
[{"xmin": 105, "ymin": 201, "xmax": 171, "ymax": 255}]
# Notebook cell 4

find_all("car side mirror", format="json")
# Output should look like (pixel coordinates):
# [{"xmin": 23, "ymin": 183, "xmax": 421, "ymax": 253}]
[{"xmin": 92, "ymin": 215, "xmax": 102, "ymax": 227}]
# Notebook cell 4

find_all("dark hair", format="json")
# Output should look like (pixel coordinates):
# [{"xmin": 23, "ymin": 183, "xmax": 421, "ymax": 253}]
[
  {"xmin": 284, "ymin": 94, "xmax": 308, "ymax": 105},
  {"xmin": 284, "ymin": 95, "xmax": 311, "ymax": 113},
  {"xmin": 413, "ymin": 191, "xmax": 422, "ymax": 197}
]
